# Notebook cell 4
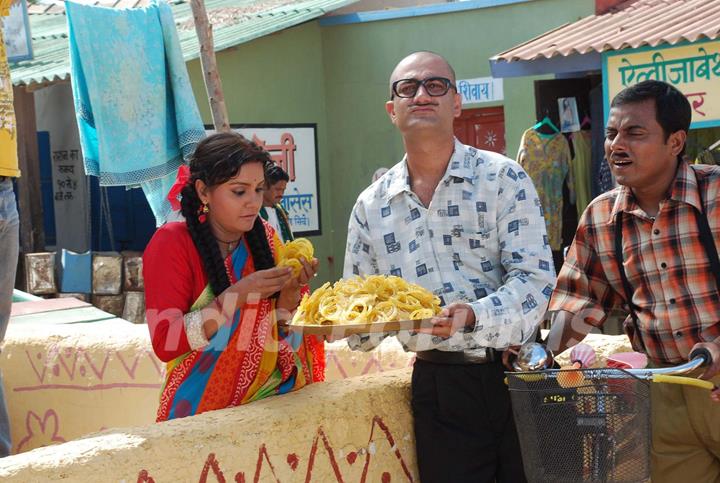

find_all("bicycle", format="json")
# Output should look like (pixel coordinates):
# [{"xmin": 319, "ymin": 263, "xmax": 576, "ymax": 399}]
[{"xmin": 505, "ymin": 347, "xmax": 716, "ymax": 483}]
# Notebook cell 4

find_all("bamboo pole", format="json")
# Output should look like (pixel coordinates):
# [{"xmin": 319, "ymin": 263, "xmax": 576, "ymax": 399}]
[{"xmin": 190, "ymin": 0, "xmax": 230, "ymax": 132}]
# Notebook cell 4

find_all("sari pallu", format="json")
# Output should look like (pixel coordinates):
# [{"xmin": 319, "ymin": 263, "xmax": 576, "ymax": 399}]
[{"xmin": 157, "ymin": 230, "xmax": 324, "ymax": 422}]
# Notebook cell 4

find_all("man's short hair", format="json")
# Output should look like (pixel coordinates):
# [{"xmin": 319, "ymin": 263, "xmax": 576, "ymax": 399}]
[
  {"xmin": 611, "ymin": 80, "xmax": 691, "ymax": 155},
  {"xmin": 266, "ymin": 164, "xmax": 289, "ymax": 185}
]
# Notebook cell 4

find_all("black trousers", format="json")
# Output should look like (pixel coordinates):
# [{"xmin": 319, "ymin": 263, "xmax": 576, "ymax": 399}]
[{"xmin": 411, "ymin": 359, "xmax": 527, "ymax": 483}]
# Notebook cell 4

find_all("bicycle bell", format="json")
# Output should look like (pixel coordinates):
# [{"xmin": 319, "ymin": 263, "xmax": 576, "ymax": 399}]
[{"xmin": 512, "ymin": 342, "xmax": 553, "ymax": 371}]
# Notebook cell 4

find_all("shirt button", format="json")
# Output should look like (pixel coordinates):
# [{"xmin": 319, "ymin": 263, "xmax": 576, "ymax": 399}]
[
  {"xmin": 670, "ymin": 298, "xmax": 676, "ymax": 304},
  {"xmin": 653, "ymin": 229, "xmax": 660, "ymax": 235},
  {"xmin": 660, "ymin": 262, "xmax": 667, "ymax": 269}
]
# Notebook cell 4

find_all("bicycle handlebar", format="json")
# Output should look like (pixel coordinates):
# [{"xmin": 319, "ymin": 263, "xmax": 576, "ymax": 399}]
[
  {"xmin": 622, "ymin": 348, "xmax": 712, "ymax": 378},
  {"xmin": 689, "ymin": 347, "xmax": 713, "ymax": 366},
  {"xmin": 624, "ymin": 356, "xmax": 705, "ymax": 378}
]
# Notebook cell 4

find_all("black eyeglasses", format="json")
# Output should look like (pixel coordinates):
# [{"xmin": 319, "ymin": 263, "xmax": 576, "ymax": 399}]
[{"xmin": 391, "ymin": 77, "xmax": 457, "ymax": 99}]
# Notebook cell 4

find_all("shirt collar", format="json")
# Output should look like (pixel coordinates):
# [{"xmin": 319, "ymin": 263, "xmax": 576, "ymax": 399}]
[
  {"xmin": 608, "ymin": 160, "xmax": 702, "ymax": 223},
  {"xmin": 383, "ymin": 138, "xmax": 476, "ymax": 202},
  {"xmin": 668, "ymin": 160, "xmax": 702, "ymax": 211},
  {"xmin": 445, "ymin": 138, "xmax": 478, "ymax": 185},
  {"xmin": 382, "ymin": 158, "xmax": 412, "ymax": 202}
]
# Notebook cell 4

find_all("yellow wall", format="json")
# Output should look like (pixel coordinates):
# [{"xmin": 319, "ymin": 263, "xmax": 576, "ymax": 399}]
[
  {"xmin": 0, "ymin": 370, "xmax": 418, "ymax": 482},
  {"xmin": 0, "ymin": 321, "xmax": 162, "ymax": 454},
  {"xmin": 0, "ymin": 319, "xmax": 635, "ymax": 481},
  {"xmin": 0, "ymin": 320, "xmax": 417, "ymax": 455},
  {"xmin": 0, "ymin": 319, "xmax": 634, "ymax": 481}
]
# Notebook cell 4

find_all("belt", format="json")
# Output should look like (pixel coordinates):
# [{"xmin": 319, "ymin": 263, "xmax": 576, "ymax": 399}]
[
  {"xmin": 416, "ymin": 348, "xmax": 499, "ymax": 365},
  {"xmin": 0, "ymin": 176, "xmax": 7, "ymax": 182}
]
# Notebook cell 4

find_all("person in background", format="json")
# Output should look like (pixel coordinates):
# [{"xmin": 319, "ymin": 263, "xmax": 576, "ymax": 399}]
[
  {"xmin": 547, "ymin": 80, "xmax": 720, "ymax": 482},
  {"xmin": 0, "ymin": 173, "xmax": 18, "ymax": 458},
  {"xmin": 343, "ymin": 51, "xmax": 555, "ymax": 482},
  {"xmin": 260, "ymin": 165, "xmax": 294, "ymax": 243},
  {"xmin": 0, "ymin": 0, "xmax": 21, "ymax": 455},
  {"xmin": 143, "ymin": 132, "xmax": 323, "ymax": 422}
]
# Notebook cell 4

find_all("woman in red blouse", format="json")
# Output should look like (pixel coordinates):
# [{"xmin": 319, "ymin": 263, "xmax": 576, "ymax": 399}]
[{"xmin": 143, "ymin": 132, "xmax": 324, "ymax": 421}]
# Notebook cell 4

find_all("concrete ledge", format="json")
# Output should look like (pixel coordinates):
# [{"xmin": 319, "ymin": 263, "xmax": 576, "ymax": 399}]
[
  {"xmin": 0, "ymin": 370, "xmax": 418, "ymax": 482},
  {"xmin": 0, "ymin": 320, "xmax": 163, "ymax": 454},
  {"xmin": 0, "ymin": 318, "xmax": 416, "ymax": 455},
  {"xmin": 554, "ymin": 333, "xmax": 633, "ymax": 367},
  {"xmin": 0, "ymin": 308, "xmax": 634, "ymax": 481},
  {"xmin": 0, "ymin": 319, "xmax": 633, "ymax": 481}
]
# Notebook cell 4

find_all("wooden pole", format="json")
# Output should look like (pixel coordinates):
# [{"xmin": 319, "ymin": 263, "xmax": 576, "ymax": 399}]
[
  {"xmin": 190, "ymin": 0, "xmax": 230, "ymax": 132},
  {"xmin": 13, "ymin": 85, "xmax": 45, "ymax": 254}
]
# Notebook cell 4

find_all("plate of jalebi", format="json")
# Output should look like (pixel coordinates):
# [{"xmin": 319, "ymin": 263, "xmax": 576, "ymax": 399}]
[{"xmin": 287, "ymin": 275, "xmax": 442, "ymax": 335}]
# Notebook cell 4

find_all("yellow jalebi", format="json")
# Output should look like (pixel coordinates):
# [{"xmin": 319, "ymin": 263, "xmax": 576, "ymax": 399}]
[
  {"xmin": 291, "ymin": 275, "xmax": 441, "ymax": 326},
  {"xmin": 277, "ymin": 238, "xmax": 314, "ymax": 278}
]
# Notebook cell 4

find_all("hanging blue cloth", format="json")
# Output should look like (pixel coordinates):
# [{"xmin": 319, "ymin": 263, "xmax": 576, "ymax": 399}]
[{"xmin": 66, "ymin": 0, "xmax": 206, "ymax": 225}]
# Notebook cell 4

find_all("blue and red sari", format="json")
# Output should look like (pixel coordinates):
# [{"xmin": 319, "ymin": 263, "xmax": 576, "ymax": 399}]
[{"xmin": 155, "ymin": 228, "xmax": 324, "ymax": 421}]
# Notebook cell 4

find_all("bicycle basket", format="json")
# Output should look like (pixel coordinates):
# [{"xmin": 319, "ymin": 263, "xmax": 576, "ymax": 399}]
[{"xmin": 506, "ymin": 368, "xmax": 651, "ymax": 483}]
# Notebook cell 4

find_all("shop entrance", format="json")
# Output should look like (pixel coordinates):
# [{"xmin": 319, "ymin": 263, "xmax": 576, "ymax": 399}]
[{"xmin": 453, "ymin": 106, "xmax": 506, "ymax": 155}]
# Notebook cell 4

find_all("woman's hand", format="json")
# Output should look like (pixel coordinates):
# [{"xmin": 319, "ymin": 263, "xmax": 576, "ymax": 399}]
[
  {"xmin": 276, "ymin": 257, "xmax": 319, "ymax": 317},
  {"xmin": 295, "ymin": 257, "xmax": 319, "ymax": 285},
  {"xmin": 222, "ymin": 267, "xmax": 293, "ymax": 311}
]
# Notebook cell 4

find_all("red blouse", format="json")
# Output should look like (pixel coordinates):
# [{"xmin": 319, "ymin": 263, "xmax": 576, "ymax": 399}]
[{"xmin": 143, "ymin": 222, "xmax": 212, "ymax": 362}]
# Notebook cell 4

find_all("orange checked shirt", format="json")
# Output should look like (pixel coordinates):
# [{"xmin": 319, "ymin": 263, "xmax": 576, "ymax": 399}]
[{"xmin": 549, "ymin": 161, "xmax": 720, "ymax": 364}]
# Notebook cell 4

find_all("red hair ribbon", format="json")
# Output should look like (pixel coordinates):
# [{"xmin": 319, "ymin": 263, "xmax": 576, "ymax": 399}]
[{"xmin": 167, "ymin": 164, "xmax": 190, "ymax": 211}]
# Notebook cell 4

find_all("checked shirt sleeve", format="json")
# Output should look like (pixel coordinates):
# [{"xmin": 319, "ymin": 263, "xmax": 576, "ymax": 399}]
[{"xmin": 548, "ymin": 208, "xmax": 621, "ymax": 328}]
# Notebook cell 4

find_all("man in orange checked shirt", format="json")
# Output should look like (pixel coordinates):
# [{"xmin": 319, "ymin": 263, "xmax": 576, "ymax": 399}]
[{"xmin": 547, "ymin": 80, "xmax": 720, "ymax": 482}]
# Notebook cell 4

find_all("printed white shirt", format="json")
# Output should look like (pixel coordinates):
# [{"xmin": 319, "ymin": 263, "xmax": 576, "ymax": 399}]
[{"xmin": 343, "ymin": 139, "xmax": 556, "ymax": 353}]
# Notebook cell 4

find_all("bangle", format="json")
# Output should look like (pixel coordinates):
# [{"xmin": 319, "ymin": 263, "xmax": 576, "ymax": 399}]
[{"xmin": 184, "ymin": 310, "xmax": 210, "ymax": 350}]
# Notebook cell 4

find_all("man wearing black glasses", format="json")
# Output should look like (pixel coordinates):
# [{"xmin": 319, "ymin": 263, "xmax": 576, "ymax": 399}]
[{"xmin": 343, "ymin": 51, "xmax": 554, "ymax": 482}]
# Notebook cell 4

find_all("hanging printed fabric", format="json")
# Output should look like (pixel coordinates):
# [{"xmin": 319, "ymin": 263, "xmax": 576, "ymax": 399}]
[
  {"xmin": 517, "ymin": 129, "xmax": 573, "ymax": 251},
  {"xmin": 66, "ymin": 0, "xmax": 206, "ymax": 225},
  {"xmin": 570, "ymin": 130, "xmax": 592, "ymax": 216}
]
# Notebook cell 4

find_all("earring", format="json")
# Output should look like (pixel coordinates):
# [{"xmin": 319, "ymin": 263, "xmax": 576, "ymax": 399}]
[{"xmin": 198, "ymin": 202, "xmax": 209, "ymax": 223}]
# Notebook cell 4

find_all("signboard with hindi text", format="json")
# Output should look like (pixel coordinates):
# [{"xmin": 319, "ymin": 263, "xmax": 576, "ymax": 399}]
[
  {"xmin": 603, "ymin": 39, "xmax": 720, "ymax": 129},
  {"xmin": 3, "ymin": 0, "xmax": 33, "ymax": 62},
  {"xmin": 230, "ymin": 124, "xmax": 321, "ymax": 236},
  {"xmin": 456, "ymin": 77, "xmax": 503, "ymax": 106}
]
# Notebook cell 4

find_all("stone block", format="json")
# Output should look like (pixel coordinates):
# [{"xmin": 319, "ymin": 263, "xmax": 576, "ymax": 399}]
[
  {"xmin": 92, "ymin": 252, "xmax": 122, "ymax": 295},
  {"xmin": 92, "ymin": 294, "xmax": 125, "ymax": 317},
  {"xmin": 122, "ymin": 251, "xmax": 144, "ymax": 291},
  {"xmin": 23, "ymin": 252, "xmax": 56, "ymax": 295},
  {"xmin": 122, "ymin": 291, "xmax": 145, "ymax": 324}
]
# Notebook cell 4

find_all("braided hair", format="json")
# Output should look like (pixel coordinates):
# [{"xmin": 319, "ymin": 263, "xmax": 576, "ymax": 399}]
[{"xmin": 180, "ymin": 132, "xmax": 276, "ymax": 295}]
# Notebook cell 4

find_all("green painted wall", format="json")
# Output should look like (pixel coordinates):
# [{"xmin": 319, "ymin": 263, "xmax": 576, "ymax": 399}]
[
  {"xmin": 186, "ymin": 22, "xmax": 338, "ymax": 286},
  {"xmin": 320, "ymin": 0, "xmax": 594, "ymax": 280},
  {"xmin": 187, "ymin": 0, "xmax": 595, "ymax": 284}
]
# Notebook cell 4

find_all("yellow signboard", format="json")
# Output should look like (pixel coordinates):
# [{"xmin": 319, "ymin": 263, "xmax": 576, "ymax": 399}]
[{"xmin": 603, "ymin": 39, "xmax": 720, "ymax": 129}]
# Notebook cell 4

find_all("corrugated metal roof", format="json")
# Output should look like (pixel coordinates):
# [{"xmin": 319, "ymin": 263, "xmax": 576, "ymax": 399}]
[
  {"xmin": 492, "ymin": 0, "xmax": 720, "ymax": 63},
  {"xmin": 10, "ymin": 0, "xmax": 357, "ymax": 87}
]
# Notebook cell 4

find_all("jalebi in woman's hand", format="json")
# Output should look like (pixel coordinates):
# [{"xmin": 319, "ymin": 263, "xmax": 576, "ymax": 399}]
[{"xmin": 276, "ymin": 257, "xmax": 319, "ymax": 314}]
